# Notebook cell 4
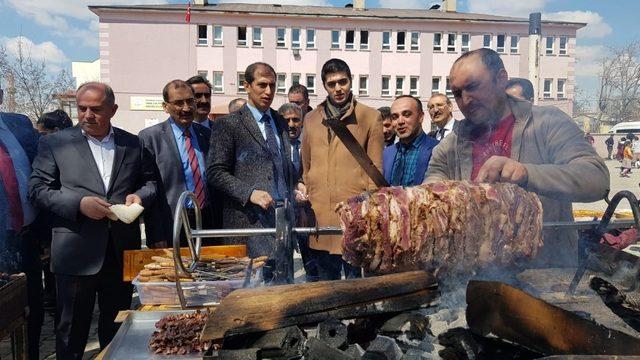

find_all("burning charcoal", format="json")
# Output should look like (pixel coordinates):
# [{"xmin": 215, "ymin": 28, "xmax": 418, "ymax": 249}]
[
  {"xmin": 363, "ymin": 336, "xmax": 403, "ymax": 360},
  {"xmin": 317, "ymin": 319, "xmax": 349, "ymax": 349},
  {"xmin": 345, "ymin": 343, "xmax": 365, "ymax": 359},
  {"xmin": 348, "ymin": 316, "xmax": 389, "ymax": 346},
  {"xmin": 437, "ymin": 327, "xmax": 540, "ymax": 360},
  {"xmin": 249, "ymin": 326, "xmax": 305, "ymax": 359},
  {"xmin": 216, "ymin": 348, "xmax": 260, "ymax": 360},
  {"xmin": 379, "ymin": 312, "xmax": 429, "ymax": 341},
  {"xmin": 305, "ymin": 337, "xmax": 353, "ymax": 360},
  {"xmin": 437, "ymin": 328, "xmax": 479, "ymax": 360}
]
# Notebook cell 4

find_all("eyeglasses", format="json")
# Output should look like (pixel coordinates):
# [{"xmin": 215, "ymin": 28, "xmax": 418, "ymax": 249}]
[
  {"xmin": 166, "ymin": 98, "xmax": 196, "ymax": 108},
  {"xmin": 194, "ymin": 92, "xmax": 211, "ymax": 99}
]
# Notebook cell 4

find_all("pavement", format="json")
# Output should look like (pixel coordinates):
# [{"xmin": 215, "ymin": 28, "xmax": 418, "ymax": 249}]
[{"xmin": 1, "ymin": 159, "xmax": 637, "ymax": 359}]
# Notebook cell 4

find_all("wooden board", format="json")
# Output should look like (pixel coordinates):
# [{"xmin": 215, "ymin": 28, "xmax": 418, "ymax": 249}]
[
  {"xmin": 202, "ymin": 270, "xmax": 437, "ymax": 341},
  {"xmin": 123, "ymin": 245, "xmax": 246, "ymax": 281},
  {"xmin": 0, "ymin": 274, "xmax": 27, "ymax": 340}
]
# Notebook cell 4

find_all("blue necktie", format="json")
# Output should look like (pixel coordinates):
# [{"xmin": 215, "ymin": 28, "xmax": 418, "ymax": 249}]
[
  {"xmin": 391, "ymin": 144, "xmax": 408, "ymax": 186},
  {"xmin": 261, "ymin": 113, "xmax": 288, "ymax": 200},
  {"xmin": 291, "ymin": 139, "xmax": 301, "ymax": 179}
]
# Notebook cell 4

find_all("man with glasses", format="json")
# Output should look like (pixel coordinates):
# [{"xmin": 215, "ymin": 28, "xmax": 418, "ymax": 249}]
[
  {"xmin": 139, "ymin": 80, "xmax": 214, "ymax": 247},
  {"xmin": 427, "ymin": 93, "xmax": 458, "ymax": 141},
  {"xmin": 186, "ymin": 75, "xmax": 213, "ymax": 129}
]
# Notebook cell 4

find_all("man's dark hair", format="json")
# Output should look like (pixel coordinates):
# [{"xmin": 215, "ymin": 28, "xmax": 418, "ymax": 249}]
[
  {"xmin": 378, "ymin": 106, "xmax": 391, "ymax": 120},
  {"xmin": 506, "ymin": 77, "xmax": 534, "ymax": 101},
  {"xmin": 162, "ymin": 79, "xmax": 193, "ymax": 102},
  {"xmin": 321, "ymin": 58, "xmax": 352, "ymax": 84},
  {"xmin": 186, "ymin": 75, "xmax": 212, "ymax": 92},
  {"xmin": 244, "ymin": 62, "xmax": 276, "ymax": 85},
  {"xmin": 394, "ymin": 95, "xmax": 423, "ymax": 114},
  {"xmin": 288, "ymin": 84, "xmax": 309, "ymax": 100},
  {"xmin": 37, "ymin": 109, "xmax": 73, "ymax": 130},
  {"xmin": 454, "ymin": 48, "xmax": 506, "ymax": 82},
  {"xmin": 77, "ymin": 82, "xmax": 115, "ymax": 106}
]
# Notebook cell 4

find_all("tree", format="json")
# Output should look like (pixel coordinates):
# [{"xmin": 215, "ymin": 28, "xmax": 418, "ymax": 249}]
[
  {"xmin": 572, "ymin": 86, "xmax": 590, "ymax": 117},
  {"xmin": 597, "ymin": 41, "xmax": 640, "ymax": 123},
  {"xmin": 0, "ymin": 39, "xmax": 74, "ymax": 122}
]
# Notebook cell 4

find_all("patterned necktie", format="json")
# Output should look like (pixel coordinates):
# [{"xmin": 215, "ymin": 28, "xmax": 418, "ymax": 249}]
[
  {"xmin": 0, "ymin": 140, "xmax": 23, "ymax": 231},
  {"xmin": 390, "ymin": 144, "xmax": 408, "ymax": 186},
  {"xmin": 291, "ymin": 139, "xmax": 301, "ymax": 179},
  {"xmin": 261, "ymin": 113, "xmax": 288, "ymax": 200},
  {"xmin": 184, "ymin": 129, "xmax": 206, "ymax": 208}
]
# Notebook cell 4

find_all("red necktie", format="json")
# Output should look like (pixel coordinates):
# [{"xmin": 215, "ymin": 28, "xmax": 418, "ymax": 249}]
[
  {"xmin": 184, "ymin": 130, "xmax": 206, "ymax": 208},
  {"xmin": 0, "ymin": 140, "xmax": 23, "ymax": 231}
]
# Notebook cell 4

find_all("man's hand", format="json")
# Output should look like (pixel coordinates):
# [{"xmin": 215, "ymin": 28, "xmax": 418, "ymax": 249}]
[
  {"xmin": 125, "ymin": 194, "xmax": 142, "ymax": 206},
  {"xmin": 294, "ymin": 182, "xmax": 309, "ymax": 203},
  {"xmin": 250, "ymin": 190, "xmax": 274, "ymax": 210},
  {"xmin": 476, "ymin": 156, "xmax": 528, "ymax": 185},
  {"xmin": 79, "ymin": 196, "xmax": 113, "ymax": 220}
]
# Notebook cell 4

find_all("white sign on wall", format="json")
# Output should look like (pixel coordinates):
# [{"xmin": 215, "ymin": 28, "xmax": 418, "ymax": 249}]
[
  {"xmin": 144, "ymin": 118, "xmax": 160, "ymax": 128},
  {"xmin": 130, "ymin": 96, "xmax": 163, "ymax": 111}
]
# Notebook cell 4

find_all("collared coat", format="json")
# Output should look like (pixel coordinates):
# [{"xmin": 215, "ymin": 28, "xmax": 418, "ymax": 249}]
[
  {"xmin": 424, "ymin": 95, "xmax": 610, "ymax": 266},
  {"xmin": 301, "ymin": 99, "xmax": 384, "ymax": 255}
]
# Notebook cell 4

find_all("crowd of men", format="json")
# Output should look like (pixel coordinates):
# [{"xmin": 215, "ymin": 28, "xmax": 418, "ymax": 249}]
[{"xmin": 0, "ymin": 48, "xmax": 609, "ymax": 359}]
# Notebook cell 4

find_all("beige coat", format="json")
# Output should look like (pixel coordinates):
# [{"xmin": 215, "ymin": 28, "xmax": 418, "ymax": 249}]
[
  {"xmin": 425, "ymin": 96, "xmax": 610, "ymax": 266},
  {"xmin": 301, "ymin": 99, "xmax": 383, "ymax": 254}
]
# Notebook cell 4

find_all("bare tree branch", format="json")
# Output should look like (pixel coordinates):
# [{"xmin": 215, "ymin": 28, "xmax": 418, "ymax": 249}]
[{"xmin": 598, "ymin": 41, "xmax": 640, "ymax": 123}]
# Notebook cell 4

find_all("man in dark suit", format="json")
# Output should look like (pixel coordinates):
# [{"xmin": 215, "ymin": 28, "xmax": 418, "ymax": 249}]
[
  {"xmin": 207, "ymin": 62, "xmax": 297, "ymax": 283},
  {"xmin": 186, "ymin": 75, "xmax": 214, "ymax": 129},
  {"xmin": 427, "ymin": 93, "xmax": 459, "ymax": 141},
  {"xmin": 383, "ymin": 95, "xmax": 439, "ymax": 186},
  {"xmin": 0, "ymin": 82, "xmax": 42, "ymax": 360},
  {"xmin": 29, "ymin": 82, "xmax": 157, "ymax": 359},
  {"xmin": 140, "ymin": 80, "xmax": 215, "ymax": 247}
]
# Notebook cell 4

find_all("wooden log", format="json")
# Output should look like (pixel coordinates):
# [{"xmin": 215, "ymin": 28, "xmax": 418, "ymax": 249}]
[
  {"xmin": 122, "ymin": 245, "xmax": 246, "ymax": 281},
  {"xmin": 466, "ymin": 280, "xmax": 640, "ymax": 356},
  {"xmin": 202, "ymin": 271, "xmax": 437, "ymax": 341}
]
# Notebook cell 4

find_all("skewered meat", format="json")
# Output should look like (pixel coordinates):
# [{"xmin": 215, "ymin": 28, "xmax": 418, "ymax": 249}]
[
  {"xmin": 149, "ymin": 310, "xmax": 212, "ymax": 355},
  {"xmin": 337, "ymin": 181, "xmax": 543, "ymax": 273}
]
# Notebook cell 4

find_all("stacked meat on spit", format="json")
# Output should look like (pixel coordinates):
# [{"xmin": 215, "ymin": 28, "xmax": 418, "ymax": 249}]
[{"xmin": 337, "ymin": 181, "xmax": 543, "ymax": 273}]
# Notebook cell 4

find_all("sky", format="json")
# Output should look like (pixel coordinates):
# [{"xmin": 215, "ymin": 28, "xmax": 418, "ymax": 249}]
[{"xmin": 0, "ymin": 0, "xmax": 638, "ymax": 108}]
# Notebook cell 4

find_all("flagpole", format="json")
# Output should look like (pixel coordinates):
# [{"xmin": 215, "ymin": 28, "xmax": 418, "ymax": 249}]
[{"xmin": 186, "ymin": 1, "xmax": 191, "ymax": 76}]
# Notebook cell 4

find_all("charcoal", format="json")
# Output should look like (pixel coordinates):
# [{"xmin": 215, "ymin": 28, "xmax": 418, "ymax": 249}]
[
  {"xmin": 250, "ymin": 326, "xmax": 305, "ymax": 359},
  {"xmin": 401, "ymin": 349, "xmax": 430, "ymax": 360},
  {"xmin": 380, "ymin": 312, "xmax": 429, "ymax": 341},
  {"xmin": 348, "ymin": 316, "xmax": 388, "ymax": 346},
  {"xmin": 363, "ymin": 336, "xmax": 403, "ymax": 360},
  {"xmin": 318, "ymin": 319, "xmax": 349, "ymax": 349},
  {"xmin": 344, "ymin": 343, "xmax": 365, "ymax": 359},
  {"xmin": 216, "ymin": 348, "xmax": 260, "ymax": 360},
  {"xmin": 305, "ymin": 337, "xmax": 353, "ymax": 360}
]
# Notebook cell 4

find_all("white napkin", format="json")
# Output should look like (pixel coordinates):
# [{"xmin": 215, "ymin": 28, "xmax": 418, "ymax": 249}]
[{"xmin": 108, "ymin": 203, "xmax": 144, "ymax": 224}]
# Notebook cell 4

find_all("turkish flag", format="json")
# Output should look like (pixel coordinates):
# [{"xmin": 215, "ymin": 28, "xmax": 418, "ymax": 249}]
[{"xmin": 185, "ymin": 1, "xmax": 191, "ymax": 23}]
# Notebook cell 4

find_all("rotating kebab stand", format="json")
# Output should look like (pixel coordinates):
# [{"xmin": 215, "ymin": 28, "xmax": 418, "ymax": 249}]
[{"xmin": 171, "ymin": 191, "xmax": 342, "ymax": 308}]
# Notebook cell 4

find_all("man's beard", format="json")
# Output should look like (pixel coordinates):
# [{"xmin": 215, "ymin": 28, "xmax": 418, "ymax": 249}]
[{"xmin": 468, "ymin": 109, "xmax": 501, "ymax": 140}]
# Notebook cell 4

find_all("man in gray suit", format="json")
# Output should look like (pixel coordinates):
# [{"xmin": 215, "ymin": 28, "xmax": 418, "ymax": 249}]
[
  {"xmin": 140, "ymin": 80, "xmax": 215, "ymax": 247},
  {"xmin": 207, "ymin": 62, "xmax": 297, "ymax": 282},
  {"xmin": 29, "ymin": 82, "xmax": 157, "ymax": 359}
]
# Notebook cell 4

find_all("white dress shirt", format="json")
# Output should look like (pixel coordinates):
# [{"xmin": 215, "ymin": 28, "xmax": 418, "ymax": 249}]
[
  {"xmin": 82, "ymin": 127, "xmax": 115, "ymax": 193},
  {"xmin": 436, "ymin": 117, "xmax": 457, "ymax": 141}
]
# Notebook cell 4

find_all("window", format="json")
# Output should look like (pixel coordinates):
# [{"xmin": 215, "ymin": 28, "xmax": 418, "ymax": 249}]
[
  {"xmin": 461, "ymin": 33, "xmax": 470, "ymax": 53},
  {"xmin": 277, "ymin": 73, "xmax": 286, "ymax": 94},
  {"xmin": 447, "ymin": 33, "xmax": 456, "ymax": 52},
  {"xmin": 252, "ymin": 27, "xmax": 262, "ymax": 47},
  {"xmin": 545, "ymin": 36, "xmax": 554, "ymax": 55},
  {"xmin": 213, "ymin": 26, "xmax": 223, "ymax": 46},
  {"xmin": 346, "ymin": 30, "xmax": 355, "ymax": 50},
  {"xmin": 557, "ymin": 79, "xmax": 566, "ymax": 99},
  {"xmin": 496, "ymin": 34, "xmax": 505, "ymax": 53},
  {"xmin": 510, "ymin": 35, "xmax": 519, "ymax": 54},
  {"xmin": 197, "ymin": 25, "xmax": 208, "ymax": 45},
  {"xmin": 433, "ymin": 33, "xmax": 442, "ymax": 51},
  {"xmin": 483, "ymin": 34, "xmax": 492, "ymax": 49},
  {"xmin": 276, "ymin": 28, "xmax": 286, "ymax": 47},
  {"xmin": 292, "ymin": 73, "xmax": 301, "ymax": 86},
  {"xmin": 381, "ymin": 76, "xmax": 391, "ymax": 97},
  {"xmin": 559, "ymin": 36, "xmax": 567, "ymax": 55},
  {"xmin": 431, "ymin": 76, "xmax": 441, "ymax": 94},
  {"xmin": 360, "ymin": 30, "xmax": 369, "ymax": 50},
  {"xmin": 197, "ymin": 70, "xmax": 208, "ymax": 79},
  {"xmin": 291, "ymin": 28, "xmax": 301, "ymax": 49},
  {"xmin": 331, "ymin": 30, "xmax": 340, "ymax": 49},
  {"xmin": 306, "ymin": 29, "xmax": 316, "ymax": 48},
  {"xmin": 212, "ymin": 72, "xmax": 223, "ymax": 93},
  {"xmin": 409, "ymin": 76, "xmax": 419, "ymax": 96},
  {"xmin": 306, "ymin": 74, "xmax": 316, "ymax": 94},
  {"xmin": 397, "ymin": 31, "xmax": 406, "ymax": 51},
  {"xmin": 395, "ymin": 76, "xmax": 405, "ymax": 95},
  {"xmin": 382, "ymin": 31, "xmax": 391, "ymax": 51},
  {"xmin": 543, "ymin": 78, "xmax": 552, "ymax": 98},
  {"xmin": 359, "ymin": 75, "xmax": 369, "ymax": 96},
  {"xmin": 410, "ymin": 32, "xmax": 419, "ymax": 51},
  {"xmin": 445, "ymin": 77, "xmax": 452, "ymax": 97},
  {"xmin": 237, "ymin": 73, "xmax": 246, "ymax": 93},
  {"xmin": 237, "ymin": 26, "xmax": 247, "ymax": 46}
]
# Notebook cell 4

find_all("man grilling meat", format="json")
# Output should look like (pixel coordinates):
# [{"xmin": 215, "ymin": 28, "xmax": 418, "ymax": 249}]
[{"xmin": 424, "ymin": 48, "xmax": 610, "ymax": 266}]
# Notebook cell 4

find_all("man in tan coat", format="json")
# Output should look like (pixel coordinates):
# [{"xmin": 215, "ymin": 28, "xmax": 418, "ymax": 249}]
[
  {"xmin": 424, "ymin": 48, "xmax": 609, "ymax": 266},
  {"xmin": 301, "ymin": 58, "xmax": 384, "ymax": 280}
]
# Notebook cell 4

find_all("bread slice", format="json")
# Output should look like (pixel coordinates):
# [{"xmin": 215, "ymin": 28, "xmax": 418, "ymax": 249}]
[{"xmin": 109, "ymin": 203, "xmax": 144, "ymax": 224}]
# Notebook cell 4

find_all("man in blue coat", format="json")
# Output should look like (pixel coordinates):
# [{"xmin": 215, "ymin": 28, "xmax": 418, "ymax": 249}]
[{"xmin": 383, "ymin": 95, "xmax": 439, "ymax": 186}]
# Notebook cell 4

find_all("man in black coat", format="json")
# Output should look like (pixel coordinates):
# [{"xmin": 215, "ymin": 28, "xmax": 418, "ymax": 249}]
[
  {"xmin": 29, "ymin": 82, "xmax": 157, "ymax": 359},
  {"xmin": 207, "ymin": 63, "xmax": 297, "ymax": 282}
]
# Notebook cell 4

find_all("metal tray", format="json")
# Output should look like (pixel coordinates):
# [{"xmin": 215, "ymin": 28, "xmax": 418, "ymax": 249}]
[{"xmin": 102, "ymin": 310, "xmax": 205, "ymax": 359}]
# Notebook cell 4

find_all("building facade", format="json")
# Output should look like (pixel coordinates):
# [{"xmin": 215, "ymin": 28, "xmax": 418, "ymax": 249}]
[{"xmin": 90, "ymin": 2, "xmax": 584, "ymax": 134}]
